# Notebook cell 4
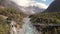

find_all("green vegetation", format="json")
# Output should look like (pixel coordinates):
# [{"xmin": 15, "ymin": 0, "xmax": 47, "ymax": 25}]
[
  {"xmin": 0, "ymin": 7, "xmax": 27, "ymax": 34},
  {"xmin": 30, "ymin": 12, "xmax": 60, "ymax": 34},
  {"xmin": 30, "ymin": 12, "xmax": 60, "ymax": 24},
  {"xmin": 0, "ymin": 16, "xmax": 9, "ymax": 34},
  {"xmin": 0, "ymin": 7, "xmax": 27, "ymax": 24}
]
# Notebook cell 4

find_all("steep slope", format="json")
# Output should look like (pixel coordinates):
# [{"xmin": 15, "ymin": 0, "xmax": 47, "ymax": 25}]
[
  {"xmin": 0, "ymin": 0, "xmax": 18, "ymax": 8},
  {"xmin": 0, "ymin": 0, "xmax": 25, "ymax": 14},
  {"xmin": 44, "ymin": 0, "xmax": 60, "ymax": 12}
]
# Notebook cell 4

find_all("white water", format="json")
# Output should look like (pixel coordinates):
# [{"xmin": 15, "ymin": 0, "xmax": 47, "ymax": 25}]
[
  {"xmin": 23, "ymin": 17, "xmax": 35, "ymax": 34},
  {"xmin": 11, "ymin": 17, "xmax": 39, "ymax": 34},
  {"xmin": 23, "ymin": 17, "xmax": 39, "ymax": 34}
]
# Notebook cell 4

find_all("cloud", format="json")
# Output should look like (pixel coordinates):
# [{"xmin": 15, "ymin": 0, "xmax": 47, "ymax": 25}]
[
  {"xmin": 11, "ymin": 0, "xmax": 48, "ymax": 9},
  {"xmin": 37, "ymin": 3, "xmax": 48, "ymax": 9},
  {"xmin": 42, "ymin": 0, "xmax": 47, "ymax": 2},
  {"xmin": 11, "ymin": 0, "xmax": 31, "ymax": 7},
  {"xmin": 30, "ymin": 1, "xmax": 48, "ymax": 9}
]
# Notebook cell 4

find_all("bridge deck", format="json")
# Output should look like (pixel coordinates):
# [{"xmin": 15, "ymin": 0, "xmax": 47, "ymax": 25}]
[{"xmin": 33, "ymin": 23, "xmax": 60, "ymax": 26}]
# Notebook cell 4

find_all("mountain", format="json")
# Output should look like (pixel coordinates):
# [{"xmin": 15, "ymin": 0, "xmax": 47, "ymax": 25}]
[
  {"xmin": 0, "ymin": 0, "xmax": 23, "ymax": 12},
  {"xmin": 44, "ymin": 0, "xmax": 60, "ymax": 12},
  {"xmin": 0, "ymin": 0, "xmax": 45, "ymax": 15},
  {"xmin": 20, "ymin": 6, "xmax": 45, "ymax": 15},
  {"xmin": 0, "ymin": 0, "xmax": 19, "ymax": 8}
]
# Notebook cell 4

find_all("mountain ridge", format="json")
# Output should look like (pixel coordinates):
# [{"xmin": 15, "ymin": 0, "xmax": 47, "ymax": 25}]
[{"xmin": 44, "ymin": 0, "xmax": 60, "ymax": 12}]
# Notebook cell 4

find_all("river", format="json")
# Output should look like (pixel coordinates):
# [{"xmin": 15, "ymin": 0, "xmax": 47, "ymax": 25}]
[
  {"xmin": 23, "ymin": 17, "xmax": 40, "ymax": 34},
  {"xmin": 10, "ymin": 17, "xmax": 40, "ymax": 34}
]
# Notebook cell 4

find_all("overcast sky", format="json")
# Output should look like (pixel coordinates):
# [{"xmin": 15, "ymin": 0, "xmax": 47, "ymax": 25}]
[{"xmin": 11, "ymin": 0, "xmax": 54, "ymax": 9}]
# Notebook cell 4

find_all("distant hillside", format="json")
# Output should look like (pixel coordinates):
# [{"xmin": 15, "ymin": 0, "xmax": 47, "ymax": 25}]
[
  {"xmin": 0, "ymin": 0, "xmax": 25, "ymax": 14},
  {"xmin": 44, "ymin": 0, "xmax": 60, "ymax": 12},
  {"xmin": 0, "ymin": 0, "xmax": 18, "ymax": 8}
]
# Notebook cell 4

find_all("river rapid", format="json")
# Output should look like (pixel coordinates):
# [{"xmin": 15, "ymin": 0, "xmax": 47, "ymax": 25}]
[{"xmin": 10, "ymin": 17, "xmax": 40, "ymax": 34}]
